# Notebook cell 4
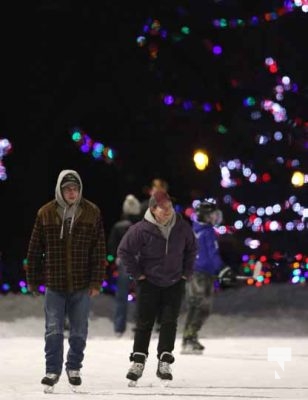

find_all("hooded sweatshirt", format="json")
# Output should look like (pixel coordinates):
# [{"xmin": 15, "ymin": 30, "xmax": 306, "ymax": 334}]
[
  {"xmin": 55, "ymin": 169, "xmax": 83, "ymax": 239},
  {"xmin": 144, "ymin": 208, "xmax": 176, "ymax": 253}
]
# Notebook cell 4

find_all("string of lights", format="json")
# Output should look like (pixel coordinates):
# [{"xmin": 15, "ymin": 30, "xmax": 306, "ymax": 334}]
[{"xmin": 71, "ymin": 129, "xmax": 115, "ymax": 163}]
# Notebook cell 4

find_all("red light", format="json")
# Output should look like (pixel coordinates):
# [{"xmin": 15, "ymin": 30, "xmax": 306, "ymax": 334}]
[
  {"xmin": 260, "ymin": 255, "xmax": 267, "ymax": 263},
  {"xmin": 273, "ymin": 251, "xmax": 282, "ymax": 260},
  {"xmin": 184, "ymin": 207, "xmax": 194, "ymax": 217},
  {"xmin": 269, "ymin": 64, "xmax": 278, "ymax": 73},
  {"xmin": 262, "ymin": 173, "xmax": 271, "ymax": 182},
  {"xmin": 295, "ymin": 253, "xmax": 303, "ymax": 261}
]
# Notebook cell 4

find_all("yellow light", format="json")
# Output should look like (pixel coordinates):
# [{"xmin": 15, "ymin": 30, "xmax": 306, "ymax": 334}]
[
  {"xmin": 291, "ymin": 171, "xmax": 305, "ymax": 187},
  {"xmin": 293, "ymin": 262, "xmax": 300, "ymax": 268},
  {"xmin": 193, "ymin": 150, "xmax": 209, "ymax": 171}
]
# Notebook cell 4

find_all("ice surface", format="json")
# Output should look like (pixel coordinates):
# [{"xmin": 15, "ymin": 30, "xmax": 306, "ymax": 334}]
[
  {"xmin": 1, "ymin": 285, "xmax": 308, "ymax": 399},
  {"xmin": 0, "ymin": 337, "xmax": 307, "ymax": 400}
]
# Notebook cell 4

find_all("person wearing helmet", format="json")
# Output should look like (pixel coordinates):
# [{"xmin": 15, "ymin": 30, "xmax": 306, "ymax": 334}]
[{"xmin": 181, "ymin": 199, "xmax": 224, "ymax": 354}]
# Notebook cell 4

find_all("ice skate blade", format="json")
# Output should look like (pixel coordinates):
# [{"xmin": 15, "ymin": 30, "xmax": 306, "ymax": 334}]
[
  {"xmin": 43, "ymin": 385, "xmax": 55, "ymax": 394},
  {"xmin": 69, "ymin": 384, "xmax": 81, "ymax": 393},
  {"xmin": 128, "ymin": 380, "xmax": 138, "ymax": 387}
]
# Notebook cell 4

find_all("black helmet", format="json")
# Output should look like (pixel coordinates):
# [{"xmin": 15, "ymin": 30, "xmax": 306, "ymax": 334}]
[{"xmin": 195, "ymin": 199, "xmax": 218, "ymax": 223}]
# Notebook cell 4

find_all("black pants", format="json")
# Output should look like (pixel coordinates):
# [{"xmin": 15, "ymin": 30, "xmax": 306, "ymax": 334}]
[{"xmin": 132, "ymin": 279, "xmax": 185, "ymax": 358}]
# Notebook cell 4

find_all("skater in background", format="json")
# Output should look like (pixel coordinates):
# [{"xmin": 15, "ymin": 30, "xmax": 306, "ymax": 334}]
[
  {"xmin": 139, "ymin": 178, "xmax": 169, "ymax": 216},
  {"xmin": 108, "ymin": 194, "xmax": 141, "ymax": 336},
  {"xmin": 117, "ymin": 191, "xmax": 196, "ymax": 384},
  {"xmin": 26, "ymin": 170, "xmax": 106, "ymax": 392},
  {"xmin": 182, "ymin": 199, "xmax": 224, "ymax": 354}
]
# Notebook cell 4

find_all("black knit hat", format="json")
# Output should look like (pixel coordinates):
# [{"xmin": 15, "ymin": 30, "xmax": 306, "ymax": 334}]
[{"xmin": 61, "ymin": 173, "xmax": 80, "ymax": 188}]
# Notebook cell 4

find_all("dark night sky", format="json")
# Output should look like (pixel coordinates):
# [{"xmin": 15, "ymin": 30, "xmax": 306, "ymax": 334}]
[{"xmin": 1, "ymin": 0, "xmax": 308, "ymax": 274}]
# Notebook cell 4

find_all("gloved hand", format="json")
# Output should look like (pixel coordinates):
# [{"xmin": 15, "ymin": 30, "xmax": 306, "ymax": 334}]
[{"xmin": 218, "ymin": 266, "xmax": 237, "ymax": 288}]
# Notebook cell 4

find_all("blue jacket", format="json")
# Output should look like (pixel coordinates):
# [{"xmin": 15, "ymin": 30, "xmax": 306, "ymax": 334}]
[
  {"xmin": 117, "ymin": 214, "xmax": 197, "ymax": 287},
  {"xmin": 193, "ymin": 221, "xmax": 223, "ymax": 275}
]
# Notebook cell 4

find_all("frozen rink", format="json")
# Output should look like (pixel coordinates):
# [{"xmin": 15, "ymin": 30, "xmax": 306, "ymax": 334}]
[
  {"xmin": 1, "ymin": 286, "xmax": 308, "ymax": 400},
  {"xmin": 1, "ymin": 335, "xmax": 307, "ymax": 400}
]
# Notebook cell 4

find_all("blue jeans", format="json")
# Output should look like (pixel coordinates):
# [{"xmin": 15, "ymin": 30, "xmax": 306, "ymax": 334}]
[
  {"xmin": 114, "ymin": 265, "xmax": 130, "ymax": 333},
  {"xmin": 44, "ymin": 288, "xmax": 90, "ymax": 375}
]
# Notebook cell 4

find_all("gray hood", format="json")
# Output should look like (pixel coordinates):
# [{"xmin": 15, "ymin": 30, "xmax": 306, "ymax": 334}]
[
  {"xmin": 144, "ymin": 208, "xmax": 176, "ymax": 240},
  {"xmin": 55, "ymin": 169, "xmax": 83, "ymax": 239}
]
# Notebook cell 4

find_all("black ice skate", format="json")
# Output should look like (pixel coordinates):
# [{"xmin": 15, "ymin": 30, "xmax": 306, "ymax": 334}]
[
  {"xmin": 181, "ymin": 337, "xmax": 205, "ymax": 354},
  {"xmin": 156, "ymin": 351, "xmax": 174, "ymax": 384},
  {"xmin": 41, "ymin": 373, "xmax": 60, "ymax": 393},
  {"xmin": 126, "ymin": 352, "xmax": 147, "ymax": 387},
  {"xmin": 66, "ymin": 370, "xmax": 82, "ymax": 391}
]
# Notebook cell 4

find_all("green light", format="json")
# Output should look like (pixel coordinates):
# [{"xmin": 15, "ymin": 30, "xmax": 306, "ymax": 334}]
[
  {"xmin": 244, "ymin": 267, "xmax": 251, "ymax": 274},
  {"xmin": 72, "ymin": 131, "xmax": 82, "ymax": 142},
  {"xmin": 181, "ymin": 26, "xmax": 190, "ymax": 35},
  {"xmin": 300, "ymin": 277, "xmax": 306, "ymax": 283},
  {"xmin": 220, "ymin": 19, "xmax": 227, "ymax": 28},
  {"xmin": 237, "ymin": 19, "xmax": 245, "ymax": 26},
  {"xmin": 107, "ymin": 254, "xmax": 115, "ymax": 262},
  {"xmin": 217, "ymin": 124, "xmax": 228, "ymax": 134},
  {"xmin": 171, "ymin": 34, "xmax": 183, "ymax": 43},
  {"xmin": 107, "ymin": 149, "xmax": 114, "ymax": 159},
  {"xmin": 257, "ymin": 276, "xmax": 264, "ymax": 282},
  {"xmin": 92, "ymin": 151, "xmax": 101, "ymax": 159},
  {"xmin": 23, "ymin": 258, "xmax": 28, "ymax": 265},
  {"xmin": 247, "ymin": 97, "xmax": 256, "ymax": 106},
  {"xmin": 21, "ymin": 287, "xmax": 28, "ymax": 294}
]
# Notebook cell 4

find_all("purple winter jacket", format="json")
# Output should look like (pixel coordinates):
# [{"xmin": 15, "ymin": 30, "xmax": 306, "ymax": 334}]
[{"xmin": 117, "ymin": 214, "xmax": 197, "ymax": 287}]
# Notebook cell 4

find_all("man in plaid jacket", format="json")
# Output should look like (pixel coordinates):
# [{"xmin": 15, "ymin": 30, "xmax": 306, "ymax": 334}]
[{"xmin": 26, "ymin": 169, "xmax": 106, "ymax": 392}]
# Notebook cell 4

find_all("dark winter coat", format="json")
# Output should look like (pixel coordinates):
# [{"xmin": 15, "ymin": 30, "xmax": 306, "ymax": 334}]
[
  {"xmin": 117, "ymin": 214, "xmax": 197, "ymax": 287},
  {"xmin": 193, "ymin": 221, "xmax": 223, "ymax": 275},
  {"xmin": 107, "ymin": 215, "xmax": 140, "ymax": 257}
]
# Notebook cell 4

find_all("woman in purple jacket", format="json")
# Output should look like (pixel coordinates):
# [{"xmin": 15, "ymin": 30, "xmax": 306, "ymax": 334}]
[
  {"xmin": 117, "ymin": 191, "xmax": 197, "ymax": 385},
  {"xmin": 181, "ymin": 200, "xmax": 224, "ymax": 354}
]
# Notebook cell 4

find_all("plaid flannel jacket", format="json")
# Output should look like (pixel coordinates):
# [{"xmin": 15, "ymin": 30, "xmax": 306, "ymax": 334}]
[{"xmin": 26, "ymin": 198, "xmax": 106, "ymax": 292}]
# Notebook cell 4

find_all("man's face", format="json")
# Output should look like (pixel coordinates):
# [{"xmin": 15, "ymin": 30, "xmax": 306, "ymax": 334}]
[
  {"xmin": 152, "ymin": 200, "xmax": 173, "ymax": 224},
  {"xmin": 62, "ymin": 184, "xmax": 80, "ymax": 205}
]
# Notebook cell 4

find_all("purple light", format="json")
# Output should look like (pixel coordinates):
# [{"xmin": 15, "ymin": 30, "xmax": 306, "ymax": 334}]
[
  {"xmin": 242, "ymin": 254, "xmax": 250, "ymax": 262},
  {"xmin": 39, "ymin": 285, "xmax": 46, "ymax": 293},
  {"xmin": 183, "ymin": 100, "xmax": 193, "ymax": 110},
  {"xmin": 213, "ymin": 19, "xmax": 220, "ymax": 27},
  {"xmin": 163, "ymin": 95, "xmax": 174, "ymax": 106},
  {"xmin": 160, "ymin": 29, "xmax": 168, "ymax": 39},
  {"xmin": 2, "ymin": 283, "xmax": 10, "ymax": 291},
  {"xmin": 19, "ymin": 280, "xmax": 26, "ymax": 288},
  {"xmin": 102, "ymin": 281, "xmax": 108, "ymax": 288},
  {"xmin": 250, "ymin": 16, "xmax": 259, "ymax": 25},
  {"xmin": 203, "ymin": 103, "xmax": 212, "ymax": 112},
  {"xmin": 80, "ymin": 144, "xmax": 90, "ymax": 153},
  {"xmin": 143, "ymin": 25, "xmax": 149, "ymax": 33},
  {"xmin": 212, "ymin": 45, "xmax": 222, "ymax": 55}
]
